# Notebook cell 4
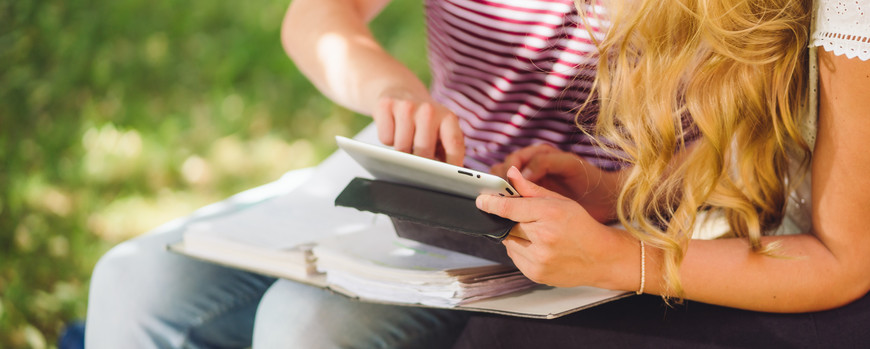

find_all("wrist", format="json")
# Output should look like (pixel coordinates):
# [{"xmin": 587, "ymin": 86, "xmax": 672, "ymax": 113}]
[
  {"xmin": 594, "ymin": 227, "xmax": 650, "ymax": 293},
  {"xmin": 373, "ymin": 80, "xmax": 430, "ymax": 105}
]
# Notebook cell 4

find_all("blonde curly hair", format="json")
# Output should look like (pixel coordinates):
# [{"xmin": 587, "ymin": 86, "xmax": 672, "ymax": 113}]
[{"xmin": 577, "ymin": 0, "xmax": 812, "ymax": 297}]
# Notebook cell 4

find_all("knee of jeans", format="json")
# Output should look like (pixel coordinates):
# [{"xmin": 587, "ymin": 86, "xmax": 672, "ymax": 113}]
[
  {"xmin": 252, "ymin": 281, "xmax": 332, "ymax": 347},
  {"xmin": 87, "ymin": 241, "xmax": 180, "ymax": 347},
  {"xmin": 88, "ymin": 243, "xmax": 132, "ymax": 306},
  {"xmin": 253, "ymin": 280, "xmax": 469, "ymax": 349},
  {"xmin": 89, "ymin": 239, "xmax": 171, "ymax": 310},
  {"xmin": 86, "ymin": 241, "xmax": 156, "ymax": 340},
  {"xmin": 90, "ymin": 244, "xmax": 126, "ymax": 294},
  {"xmin": 255, "ymin": 280, "xmax": 322, "ymax": 322},
  {"xmin": 91, "ymin": 242, "xmax": 140, "ymax": 293}
]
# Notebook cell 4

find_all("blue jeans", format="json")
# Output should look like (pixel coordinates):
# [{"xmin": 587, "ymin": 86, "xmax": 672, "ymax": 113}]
[
  {"xmin": 253, "ymin": 280, "xmax": 468, "ymax": 348},
  {"xmin": 85, "ymin": 171, "xmax": 469, "ymax": 348},
  {"xmin": 85, "ymin": 222, "xmax": 274, "ymax": 348}
]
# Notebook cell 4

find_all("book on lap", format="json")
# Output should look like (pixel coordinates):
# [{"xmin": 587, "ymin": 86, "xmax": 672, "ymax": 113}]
[{"xmin": 168, "ymin": 125, "xmax": 631, "ymax": 319}]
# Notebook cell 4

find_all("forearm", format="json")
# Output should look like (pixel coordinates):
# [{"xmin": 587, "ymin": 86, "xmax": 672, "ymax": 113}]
[
  {"xmin": 623, "ymin": 54, "xmax": 870, "ymax": 313},
  {"xmin": 281, "ymin": 0, "xmax": 429, "ymax": 115},
  {"xmin": 603, "ymin": 231, "xmax": 870, "ymax": 313},
  {"xmin": 481, "ymin": 167, "xmax": 870, "ymax": 313}
]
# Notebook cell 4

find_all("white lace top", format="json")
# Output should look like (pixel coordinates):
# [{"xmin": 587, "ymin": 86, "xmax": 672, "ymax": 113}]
[
  {"xmin": 812, "ymin": 0, "xmax": 870, "ymax": 61},
  {"xmin": 696, "ymin": 0, "xmax": 870, "ymax": 239}
]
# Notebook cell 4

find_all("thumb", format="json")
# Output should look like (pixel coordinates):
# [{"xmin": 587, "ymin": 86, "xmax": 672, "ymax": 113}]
[{"xmin": 506, "ymin": 166, "xmax": 564, "ymax": 199}]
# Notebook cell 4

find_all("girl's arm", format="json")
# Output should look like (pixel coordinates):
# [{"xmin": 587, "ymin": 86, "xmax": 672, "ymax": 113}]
[
  {"xmin": 282, "ymin": 0, "xmax": 465, "ymax": 165},
  {"xmin": 670, "ymin": 51, "xmax": 870, "ymax": 312},
  {"xmin": 477, "ymin": 51, "xmax": 870, "ymax": 312},
  {"xmin": 282, "ymin": 0, "xmax": 419, "ymax": 115}
]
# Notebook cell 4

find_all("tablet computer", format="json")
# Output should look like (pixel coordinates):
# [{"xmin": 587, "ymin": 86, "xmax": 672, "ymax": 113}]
[{"xmin": 336, "ymin": 136, "xmax": 519, "ymax": 199}]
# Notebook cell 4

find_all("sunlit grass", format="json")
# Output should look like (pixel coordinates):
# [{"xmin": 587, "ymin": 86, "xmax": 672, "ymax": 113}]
[{"xmin": 0, "ymin": 0, "xmax": 428, "ymax": 347}]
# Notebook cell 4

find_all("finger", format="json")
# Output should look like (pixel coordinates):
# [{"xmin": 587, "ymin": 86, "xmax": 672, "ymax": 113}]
[
  {"xmin": 492, "ymin": 144, "xmax": 548, "ymax": 178},
  {"xmin": 392, "ymin": 100, "xmax": 415, "ymax": 153},
  {"xmin": 498, "ymin": 152, "xmax": 525, "ymax": 175},
  {"xmin": 374, "ymin": 97, "xmax": 396, "ymax": 146},
  {"xmin": 490, "ymin": 162, "xmax": 508, "ymax": 179},
  {"xmin": 501, "ymin": 143, "xmax": 558, "ymax": 173},
  {"xmin": 502, "ymin": 235, "xmax": 531, "ymax": 251},
  {"xmin": 477, "ymin": 168, "xmax": 566, "ymax": 221},
  {"xmin": 507, "ymin": 223, "xmax": 531, "ymax": 241},
  {"xmin": 522, "ymin": 152, "xmax": 584, "ymax": 183},
  {"xmin": 505, "ymin": 166, "xmax": 564, "ymax": 199},
  {"xmin": 412, "ymin": 103, "xmax": 438, "ymax": 159},
  {"xmin": 476, "ymin": 194, "xmax": 549, "ymax": 223},
  {"xmin": 439, "ymin": 113, "xmax": 466, "ymax": 166},
  {"xmin": 502, "ymin": 236, "xmax": 534, "ymax": 269}
]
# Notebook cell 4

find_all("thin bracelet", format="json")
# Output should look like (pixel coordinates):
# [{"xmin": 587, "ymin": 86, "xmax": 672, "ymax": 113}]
[{"xmin": 637, "ymin": 240, "xmax": 646, "ymax": 295}]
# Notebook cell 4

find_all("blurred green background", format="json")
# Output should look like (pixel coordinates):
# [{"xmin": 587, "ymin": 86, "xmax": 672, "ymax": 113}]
[{"xmin": 0, "ymin": 0, "xmax": 428, "ymax": 347}]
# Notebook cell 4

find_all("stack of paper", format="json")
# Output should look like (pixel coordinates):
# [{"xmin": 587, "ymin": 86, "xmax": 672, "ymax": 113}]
[
  {"xmin": 181, "ymin": 148, "xmax": 378, "ymax": 282},
  {"xmin": 313, "ymin": 225, "xmax": 538, "ymax": 307}
]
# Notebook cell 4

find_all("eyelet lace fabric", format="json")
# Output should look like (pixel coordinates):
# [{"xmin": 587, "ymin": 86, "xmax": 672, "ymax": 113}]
[{"xmin": 811, "ymin": 0, "xmax": 870, "ymax": 61}]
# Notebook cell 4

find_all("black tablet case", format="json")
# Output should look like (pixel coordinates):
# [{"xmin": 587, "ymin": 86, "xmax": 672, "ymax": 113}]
[{"xmin": 335, "ymin": 177, "xmax": 516, "ymax": 266}]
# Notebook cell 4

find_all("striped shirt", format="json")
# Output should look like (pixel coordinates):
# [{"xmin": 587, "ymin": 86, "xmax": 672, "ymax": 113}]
[{"xmin": 424, "ymin": 0, "xmax": 623, "ymax": 171}]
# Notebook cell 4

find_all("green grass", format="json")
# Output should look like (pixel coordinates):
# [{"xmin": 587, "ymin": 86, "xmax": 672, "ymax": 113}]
[{"xmin": 0, "ymin": 0, "xmax": 428, "ymax": 347}]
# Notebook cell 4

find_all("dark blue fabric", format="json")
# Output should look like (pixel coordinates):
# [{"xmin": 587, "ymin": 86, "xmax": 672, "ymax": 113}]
[
  {"xmin": 59, "ymin": 321, "xmax": 85, "ymax": 349},
  {"xmin": 453, "ymin": 291, "xmax": 870, "ymax": 348}
]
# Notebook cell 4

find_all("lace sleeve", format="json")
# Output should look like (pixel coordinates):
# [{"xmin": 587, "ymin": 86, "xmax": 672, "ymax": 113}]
[{"xmin": 811, "ymin": 0, "xmax": 870, "ymax": 61}]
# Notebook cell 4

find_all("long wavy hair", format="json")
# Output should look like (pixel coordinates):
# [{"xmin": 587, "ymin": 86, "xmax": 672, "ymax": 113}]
[{"xmin": 576, "ymin": 0, "xmax": 812, "ymax": 297}]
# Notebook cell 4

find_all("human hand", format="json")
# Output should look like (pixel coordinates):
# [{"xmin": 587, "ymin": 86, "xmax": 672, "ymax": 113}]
[
  {"xmin": 476, "ymin": 167, "xmax": 632, "ymax": 288},
  {"xmin": 491, "ymin": 144, "xmax": 620, "ymax": 223},
  {"xmin": 372, "ymin": 93, "xmax": 465, "ymax": 166}
]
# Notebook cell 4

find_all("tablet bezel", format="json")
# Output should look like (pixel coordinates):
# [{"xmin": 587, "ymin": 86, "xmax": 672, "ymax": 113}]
[{"xmin": 336, "ymin": 136, "xmax": 518, "ymax": 199}]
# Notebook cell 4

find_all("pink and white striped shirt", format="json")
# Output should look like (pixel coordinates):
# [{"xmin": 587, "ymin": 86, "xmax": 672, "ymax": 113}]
[{"xmin": 424, "ymin": 0, "xmax": 623, "ymax": 171}]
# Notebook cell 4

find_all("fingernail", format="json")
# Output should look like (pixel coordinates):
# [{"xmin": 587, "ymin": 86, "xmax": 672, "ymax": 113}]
[
  {"xmin": 475, "ymin": 196, "xmax": 484, "ymax": 209},
  {"xmin": 509, "ymin": 166, "xmax": 522, "ymax": 177},
  {"xmin": 521, "ymin": 168, "xmax": 533, "ymax": 178}
]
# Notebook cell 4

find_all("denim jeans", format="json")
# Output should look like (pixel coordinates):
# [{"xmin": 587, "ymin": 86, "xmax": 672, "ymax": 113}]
[
  {"xmin": 85, "ymin": 169, "xmax": 469, "ymax": 348},
  {"xmin": 253, "ymin": 280, "xmax": 468, "ymax": 348},
  {"xmin": 85, "ymin": 221, "xmax": 275, "ymax": 348}
]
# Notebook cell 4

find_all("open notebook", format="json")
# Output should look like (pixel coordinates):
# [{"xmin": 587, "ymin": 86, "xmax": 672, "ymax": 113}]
[{"xmin": 168, "ymin": 125, "xmax": 631, "ymax": 319}]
